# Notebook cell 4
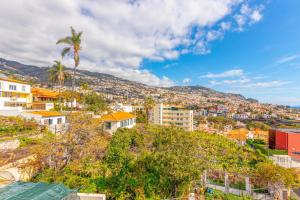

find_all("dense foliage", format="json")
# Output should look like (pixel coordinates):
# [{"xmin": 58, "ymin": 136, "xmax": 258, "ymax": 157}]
[
  {"xmin": 246, "ymin": 121, "xmax": 271, "ymax": 131},
  {"xmin": 135, "ymin": 111, "xmax": 147, "ymax": 123},
  {"xmin": 0, "ymin": 116, "xmax": 39, "ymax": 137},
  {"xmin": 207, "ymin": 116, "xmax": 236, "ymax": 130},
  {"xmin": 83, "ymin": 92, "xmax": 108, "ymax": 114},
  {"xmin": 31, "ymin": 119, "xmax": 300, "ymax": 199}
]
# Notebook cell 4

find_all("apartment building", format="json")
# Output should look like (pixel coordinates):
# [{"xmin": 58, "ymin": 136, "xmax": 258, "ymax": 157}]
[
  {"xmin": 150, "ymin": 103, "xmax": 194, "ymax": 131},
  {"xmin": 0, "ymin": 77, "xmax": 31, "ymax": 110}
]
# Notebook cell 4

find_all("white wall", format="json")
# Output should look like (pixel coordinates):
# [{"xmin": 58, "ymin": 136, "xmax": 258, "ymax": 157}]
[
  {"xmin": 40, "ymin": 116, "xmax": 66, "ymax": 125},
  {"xmin": 104, "ymin": 118, "xmax": 136, "ymax": 134},
  {"xmin": 0, "ymin": 80, "xmax": 31, "ymax": 93},
  {"xmin": 0, "ymin": 79, "xmax": 31, "ymax": 110}
]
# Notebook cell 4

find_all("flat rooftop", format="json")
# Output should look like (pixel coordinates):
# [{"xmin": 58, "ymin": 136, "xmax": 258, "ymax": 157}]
[{"xmin": 274, "ymin": 128, "xmax": 300, "ymax": 134}]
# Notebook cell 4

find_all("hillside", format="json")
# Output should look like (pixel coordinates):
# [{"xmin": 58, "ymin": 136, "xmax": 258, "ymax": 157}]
[{"xmin": 0, "ymin": 57, "xmax": 256, "ymax": 102}]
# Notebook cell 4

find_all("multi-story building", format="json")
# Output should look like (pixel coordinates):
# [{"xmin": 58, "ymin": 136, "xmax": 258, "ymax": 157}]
[
  {"xmin": 0, "ymin": 77, "xmax": 31, "ymax": 110},
  {"xmin": 150, "ymin": 103, "xmax": 193, "ymax": 131}
]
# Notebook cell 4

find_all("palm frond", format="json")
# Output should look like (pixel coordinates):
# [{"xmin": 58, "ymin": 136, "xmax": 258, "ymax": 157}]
[
  {"xmin": 56, "ymin": 36, "xmax": 72, "ymax": 45},
  {"xmin": 61, "ymin": 47, "xmax": 71, "ymax": 57},
  {"xmin": 76, "ymin": 32, "xmax": 83, "ymax": 41},
  {"xmin": 71, "ymin": 26, "xmax": 77, "ymax": 38}
]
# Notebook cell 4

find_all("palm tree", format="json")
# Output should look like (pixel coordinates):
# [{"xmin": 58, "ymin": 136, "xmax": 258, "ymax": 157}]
[
  {"xmin": 144, "ymin": 96, "xmax": 155, "ymax": 123},
  {"xmin": 48, "ymin": 60, "xmax": 68, "ymax": 111},
  {"xmin": 56, "ymin": 26, "xmax": 82, "ymax": 92}
]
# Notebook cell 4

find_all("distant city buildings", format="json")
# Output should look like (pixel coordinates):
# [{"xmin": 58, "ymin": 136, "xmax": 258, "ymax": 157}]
[
  {"xmin": 150, "ymin": 103, "xmax": 194, "ymax": 131},
  {"xmin": 0, "ymin": 76, "xmax": 67, "ymax": 133},
  {"xmin": 111, "ymin": 103, "xmax": 133, "ymax": 113}
]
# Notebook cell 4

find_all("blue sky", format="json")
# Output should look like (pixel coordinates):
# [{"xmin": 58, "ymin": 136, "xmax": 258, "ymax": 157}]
[
  {"xmin": 0, "ymin": 0, "xmax": 299, "ymax": 105},
  {"xmin": 143, "ymin": 0, "xmax": 300, "ymax": 105}
]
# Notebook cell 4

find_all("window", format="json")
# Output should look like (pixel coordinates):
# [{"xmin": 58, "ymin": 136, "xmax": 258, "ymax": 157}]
[
  {"xmin": 21, "ymin": 85, "xmax": 26, "ymax": 92},
  {"xmin": 57, "ymin": 118, "xmax": 62, "ymax": 124},
  {"xmin": 48, "ymin": 119, "xmax": 53, "ymax": 125},
  {"xmin": 9, "ymin": 85, "xmax": 17, "ymax": 91},
  {"xmin": 106, "ymin": 122, "xmax": 112, "ymax": 129}
]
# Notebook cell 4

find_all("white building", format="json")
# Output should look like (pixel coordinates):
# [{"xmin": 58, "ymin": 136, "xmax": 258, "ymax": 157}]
[
  {"xmin": 101, "ymin": 111, "xmax": 136, "ymax": 134},
  {"xmin": 150, "ymin": 103, "xmax": 194, "ymax": 131},
  {"xmin": 111, "ymin": 103, "xmax": 133, "ymax": 113},
  {"xmin": 0, "ymin": 77, "xmax": 31, "ymax": 110},
  {"xmin": 21, "ymin": 111, "xmax": 67, "ymax": 133}
]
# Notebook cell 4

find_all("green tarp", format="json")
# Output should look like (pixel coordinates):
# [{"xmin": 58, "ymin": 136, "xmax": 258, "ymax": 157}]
[{"xmin": 0, "ymin": 181, "xmax": 76, "ymax": 200}]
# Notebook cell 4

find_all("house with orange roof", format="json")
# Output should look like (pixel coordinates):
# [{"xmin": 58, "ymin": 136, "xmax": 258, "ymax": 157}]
[
  {"xmin": 21, "ymin": 111, "xmax": 67, "ymax": 133},
  {"xmin": 0, "ymin": 76, "xmax": 31, "ymax": 110},
  {"xmin": 30, "ymin": 88, "xmax": 58, "ymax": 110},
  {"xmin": 101, "ymin": 111, "xmax": 136, "ymax": 134}
]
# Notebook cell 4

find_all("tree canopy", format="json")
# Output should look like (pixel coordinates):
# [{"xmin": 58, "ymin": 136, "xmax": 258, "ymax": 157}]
[{"xmin": 31, "ymin": 122, "xmax": 300, "ymax": 199}]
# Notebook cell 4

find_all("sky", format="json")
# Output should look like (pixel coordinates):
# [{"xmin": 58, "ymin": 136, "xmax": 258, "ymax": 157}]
[{"xmin": 0, "ymin": 0, "xmax": 299, "ymax": 105}]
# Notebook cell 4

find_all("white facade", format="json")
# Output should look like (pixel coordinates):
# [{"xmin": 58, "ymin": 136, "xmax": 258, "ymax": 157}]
[
  {"xmin": 104, "ymin": 117, "xmax": 136, "ymax": 134},
  {"xmin": 111, "ymin": 103, "xmax": 133, "ymax": 113},
  {"xmin": 150, "ymin": 103, "xmax": 194, "ymax": 131},
  {"xmin": 0, "ymin": 78, "xmax": 31, "ymax": 110},
  {"xmin": 271, "ymin": 155, "xmax": 300, "ymax": 168},
  {"xmin": 20, "ymin": 112, "xmax": 66, "ymax": 126}
]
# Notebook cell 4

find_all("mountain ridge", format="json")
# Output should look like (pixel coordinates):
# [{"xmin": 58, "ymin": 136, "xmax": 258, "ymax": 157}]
[{"xmin": 0, "ymin": 57, "xmax": 257, "ymax": 103}]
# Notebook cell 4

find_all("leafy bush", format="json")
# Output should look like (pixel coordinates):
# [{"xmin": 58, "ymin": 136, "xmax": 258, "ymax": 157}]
[
  {"xmin": 83, "ymin": 92, "xmax": 107, "ymax": 114},
  {"xmin": 246, "ymin": 121, "xmax": 271, "ymax": 131},
  {"xmin": 19, "ymin": 137, "xmax": 40, "ymax": 148},
  {"xmin": 0, "ymin": 116, "xmax": 39, "ymax": 137},
  {"xmin": 205, "ymin": 189, "xmax": 251, "ymax": 200}
]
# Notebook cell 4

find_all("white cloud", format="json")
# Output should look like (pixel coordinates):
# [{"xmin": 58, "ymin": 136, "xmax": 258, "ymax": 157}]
[
  {"xmin": 163, "ymin": 63, "xmax": 178, "ymax": 69},
  {"xmin": 0, "ymin": 0, "xmax": 263, "ymax": 86},
  {"xmin": 250, "ymin": 81, "xmax": 290, "ymax": 88},
  {"xmin": 234, "ymin": 3, "xmax": 263, "ymax": 31},
  {"xmin": 276, "ymin": 55, "xmax": 300, "ymax": 64},
  {"xmin": 202, "ymin": 69, "xmax": 244, "ymax": 78},
  {"xmin": 182, "ymin": 78, "xmax": 191, "ymax": 84},
  {"xmin": 250, "ymin": 10, "xmax": 263, "ymax": 22},
  {"xmin": 205, "ymin": 69, "xmax": 290, "ymax": 90},
  {"xmin": 220, "ymin": 22, "xmax": 231, "ymax": 31}
]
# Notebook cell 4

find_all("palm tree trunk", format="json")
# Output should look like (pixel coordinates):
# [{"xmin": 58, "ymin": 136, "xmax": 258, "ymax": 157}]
[
  {"xmin": 59, "ymin": 81, "xmax": 62, "ymax": 112},
  {"xmin": 72, "ymin": 66, "xmax": 76, "ymax": 92},
  {"xmin": 71, "ymin": 66, "xmax": 76, "ymax": 112}
]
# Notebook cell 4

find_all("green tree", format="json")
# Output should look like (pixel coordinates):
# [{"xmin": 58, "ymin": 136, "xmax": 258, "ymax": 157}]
[
  {"xmin": 56, "ymin": 27, "xmax": 82, "ymax": 92},
  {"xmin": 84, "ymin": 92, "xmax": 108, "ymax": 114},
  {"xmin": 102, "ymin": 125, "xmax": 203, "ymax": 199},
  {"xmin": 48, "ymin": 60, "xmax": 69, "ymax": 111},
  {"xmin": 135, "ymin": 111, "xmax": 147, "ymax": 123},
  {"xmin": 246, "ymin": 121, "xmax": 271, "ymax": 131}
]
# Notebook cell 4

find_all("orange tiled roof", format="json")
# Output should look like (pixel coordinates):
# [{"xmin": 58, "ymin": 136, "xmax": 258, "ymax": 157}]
[
  {"xmin": 31, "ymin": 88, "xmax": 58, "ymax": 98},
  {"xmin": 101, "ymin": 112, "xmax": 135, "ymax": 122},
  {"xmin": 28, "ymin": 111, "xmax": 63, "ymax": 117},
  {"xmin": 0, "ymin": 77, "xmax": 27, "ymax": 84}
]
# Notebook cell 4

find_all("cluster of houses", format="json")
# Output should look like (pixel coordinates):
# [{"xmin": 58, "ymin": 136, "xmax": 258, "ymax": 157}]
[
  {"xmin": 0, "ymin": 76, "xmax": 68, "ymax": 132},
  {"xmin": 0, "ymin": 75, "xmax": 195, "ymax": 134}
]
